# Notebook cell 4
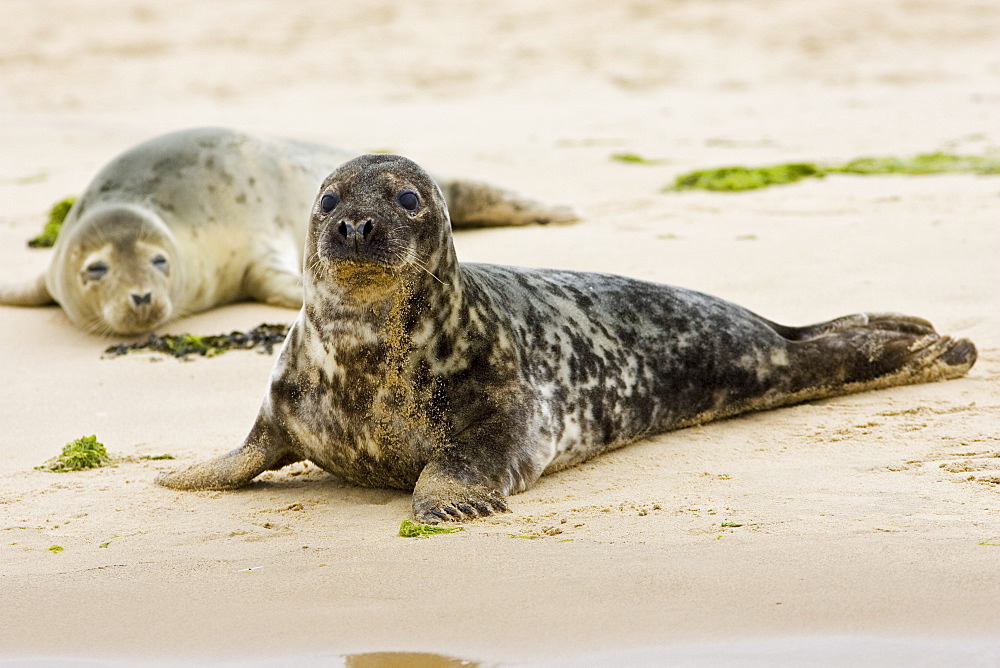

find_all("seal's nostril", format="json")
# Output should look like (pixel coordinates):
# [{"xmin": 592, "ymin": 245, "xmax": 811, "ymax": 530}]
[
  {"xmin": 337, "ymin": 221, "xmax": 350, "ymax": 238},
  {"xmin": 132, "ymin": 292, "xmax": 152, "ymax": 306},
  {"xmin": 360, "ymin": 220, "xmax": 374, "ymax": 238}
]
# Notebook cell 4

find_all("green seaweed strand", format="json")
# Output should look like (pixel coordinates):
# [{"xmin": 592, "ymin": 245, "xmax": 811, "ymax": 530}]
[
  {"xmin": 611, "ymin": 152, "xmax": 664, "ymax": 165},
  {"xmin": 832, "ymin": 152, "xmax": 1000, "ymax": 176},
  {"xmin": 28, "ymin": 196, "xmax": 77, "ymax": 248},
  {"xmin": 671, "ymin": 163, "xmax": 823, "ymax": 192},
  {"xmin": 398, "ymin": 520, "xmax": 464, "ymax": 538},
  {"xmin": 667, "ymin": 152, "xmax": 1000, "ymax": 193}
]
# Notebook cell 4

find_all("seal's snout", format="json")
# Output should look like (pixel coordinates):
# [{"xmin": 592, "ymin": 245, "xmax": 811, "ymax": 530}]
[
  {"xmin": 323, "ymin": 213, "xmax": 385, "ymax": 260},
  {"xmin": 336, "ymin": 219, "xmax": 375, "ymax": 241},
  {"xmin": 131, "ymin": 291, "xmax": 152, "ymax": 306}
]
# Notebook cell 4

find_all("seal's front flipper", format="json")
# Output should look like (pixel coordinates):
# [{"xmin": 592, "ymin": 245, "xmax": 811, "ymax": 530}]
[
  {"xmin": 0, "ymin": 273, "xmax": 55, "ymax": 306},
  {"xmin": 412, "ymin": 461, "xmax": 511, "ymax": 524},
  {"xmin": 439, "ymin": 178, "xmax": 580, "ymax": 228},
  {"xmin": 243, "ymin": 257, "xmax": 303, "ymax": 309},
  {"xmin": 155, "ymin": 417, "xmax": 301, "ymax": 491}
]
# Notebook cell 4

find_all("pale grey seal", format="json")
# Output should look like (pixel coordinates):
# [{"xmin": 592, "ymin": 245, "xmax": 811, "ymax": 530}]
[
  {"xmin": 156, "ymin": 154, "xmax": 977, "ymax": 522},
  {"xmin": 0, "ymin": 128, "xmax": 577, "ymax": 335}
]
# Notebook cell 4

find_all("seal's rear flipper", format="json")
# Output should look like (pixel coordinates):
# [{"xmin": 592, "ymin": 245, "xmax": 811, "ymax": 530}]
[
  {"xmin": 787, "ymin": 316, "xmax": 977, "ymax": 399},
  {"xmin": 440, "ymin": 178, "xmax": 581, "ymax": 228},
  {"xmin": 722, "ymin": 318, "xmax": 976, "ymax": 423},
  {"xmin": 768, "ymin": 312, "xmax": 938, "ymax": 341},
  {"xmin": 0, "ymin": 273, "xmax": 54, "ymax": 306},
  {"xmin": 777, "ymin": 312, "xmax": 977, "ymax": 382},
  {"xmin": 873, "ymin": 332, "xmax": 977, "ymax": 384}
]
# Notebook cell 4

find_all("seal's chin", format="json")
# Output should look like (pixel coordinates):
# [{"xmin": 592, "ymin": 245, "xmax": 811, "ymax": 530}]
[
  {"xmin": 303, "ymin": 258, "xmax": 407, "ymax": 302},
  {"xmin": 101, "ymin": 297, "xmax": 172, "ymax": 336},
  {"xmin": 330, "ymin": 258, "xmax": 401, "ymax": 283},
  {"xmin": 313, "ymin": 258, "xmax": 406, "ymax": 302}
]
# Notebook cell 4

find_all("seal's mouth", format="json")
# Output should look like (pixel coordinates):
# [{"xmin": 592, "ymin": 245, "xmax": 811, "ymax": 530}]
[
  {"xmin": 303, "ymin": 258, "xmax": 405, "ymax": 303},
  {"xmin": 101, "ymin": 296, "xmax": 171, "ymax": 336},
  {"xmin": 314, "ymin": 213, "xmax": 412, "ymax": 278}
]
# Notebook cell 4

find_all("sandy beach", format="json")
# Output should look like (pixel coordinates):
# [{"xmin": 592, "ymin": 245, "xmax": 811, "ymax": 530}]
[{"xmin": 1, "ymin": 1, "xmax": 998, "ymax": 665}]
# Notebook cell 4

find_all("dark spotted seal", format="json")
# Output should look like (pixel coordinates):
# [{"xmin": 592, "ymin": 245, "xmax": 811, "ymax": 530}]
[
  {"xmin": 0, "ymin": 127, "xmax": 577, "ymax": 335},
  {"xmin": 156, "ymin": 154, "xmax": 978, "ymax": 522}
]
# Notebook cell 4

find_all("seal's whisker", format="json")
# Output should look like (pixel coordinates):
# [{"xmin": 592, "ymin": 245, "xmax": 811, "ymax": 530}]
[
  {"xmin": 306, "ymin": 254, "xmax": 326, "ymax": 277},
  {"xmin": 83, "ymin": 316, "xmax": 114, "ymax": 338},
  {"xmin": 395, "ymin": 248, "xmax": 445, "ymax": 285}
]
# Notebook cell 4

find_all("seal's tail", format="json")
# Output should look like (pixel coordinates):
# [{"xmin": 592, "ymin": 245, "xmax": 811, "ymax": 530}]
[
  {"xmin": 777, "ymin": 312, "xmax": 976, "ymax": 394},
  {"xmin": 0, "ymin": 273, "xmax": 54, "ymax": 306}
]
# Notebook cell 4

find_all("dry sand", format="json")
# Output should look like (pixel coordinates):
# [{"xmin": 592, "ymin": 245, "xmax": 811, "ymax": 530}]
[{"xmin": 1, "ymin": 1, "xmax": 998, "ymax": 665}]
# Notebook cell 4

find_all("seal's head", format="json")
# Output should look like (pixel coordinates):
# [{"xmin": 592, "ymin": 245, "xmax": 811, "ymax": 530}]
[
  {"xmin": 305, "ymin": 154, "xmax": 456, "ymax": 302},
  {"xmin": 48, "ymin": 204, "xmax": 179, "ymax": 336}
]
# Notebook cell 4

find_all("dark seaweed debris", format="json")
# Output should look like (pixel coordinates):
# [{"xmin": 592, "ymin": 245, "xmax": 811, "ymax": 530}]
[{"xmin": 104, "ymin": 323, "xmax": 290, "ymax": 359}]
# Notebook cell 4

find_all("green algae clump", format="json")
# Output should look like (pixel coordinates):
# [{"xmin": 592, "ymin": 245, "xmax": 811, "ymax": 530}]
[
  {"xmin": 37, "ymin": 435, "xmax": 111, "ymax": 472},
  {"xmin": 670, "ymin": 163, "xmax": 823, "ymax": 192},
  {"xmin": 28, "ymin": 196, "xmax": 77, "ymax": 248},
  {"xmin": 668, "ymin": 152, "xmax": 1000, "ymax": 193},
  {"xmin": 398, "ymin": 520, "xmax": 464, "ymax": 538},
  {"xmin": 832, "ymin": 152, "xmax": 1000, "ymax": 175}
]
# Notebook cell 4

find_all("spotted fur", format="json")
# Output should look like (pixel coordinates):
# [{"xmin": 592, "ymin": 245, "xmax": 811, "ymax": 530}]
[{"xmin": 157, "ymin": 155, "xmax": 978, "ymax": 523}]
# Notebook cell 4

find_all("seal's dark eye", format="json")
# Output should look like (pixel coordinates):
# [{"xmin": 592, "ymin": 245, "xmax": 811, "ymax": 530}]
[
  {"xmin": 320, "ymin": 193, "xmax": 339, "ymax": 215},
  {"xmin": 397, "ymin": 190, "xmax": 419, "ymax": 212},
  {"xmin": 84, "ymin": 261, "xmax": 108, "ymax": 280},
  {"xmin": 152, "ymin": 255, "xmax": 168, "ymax": 273}
]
